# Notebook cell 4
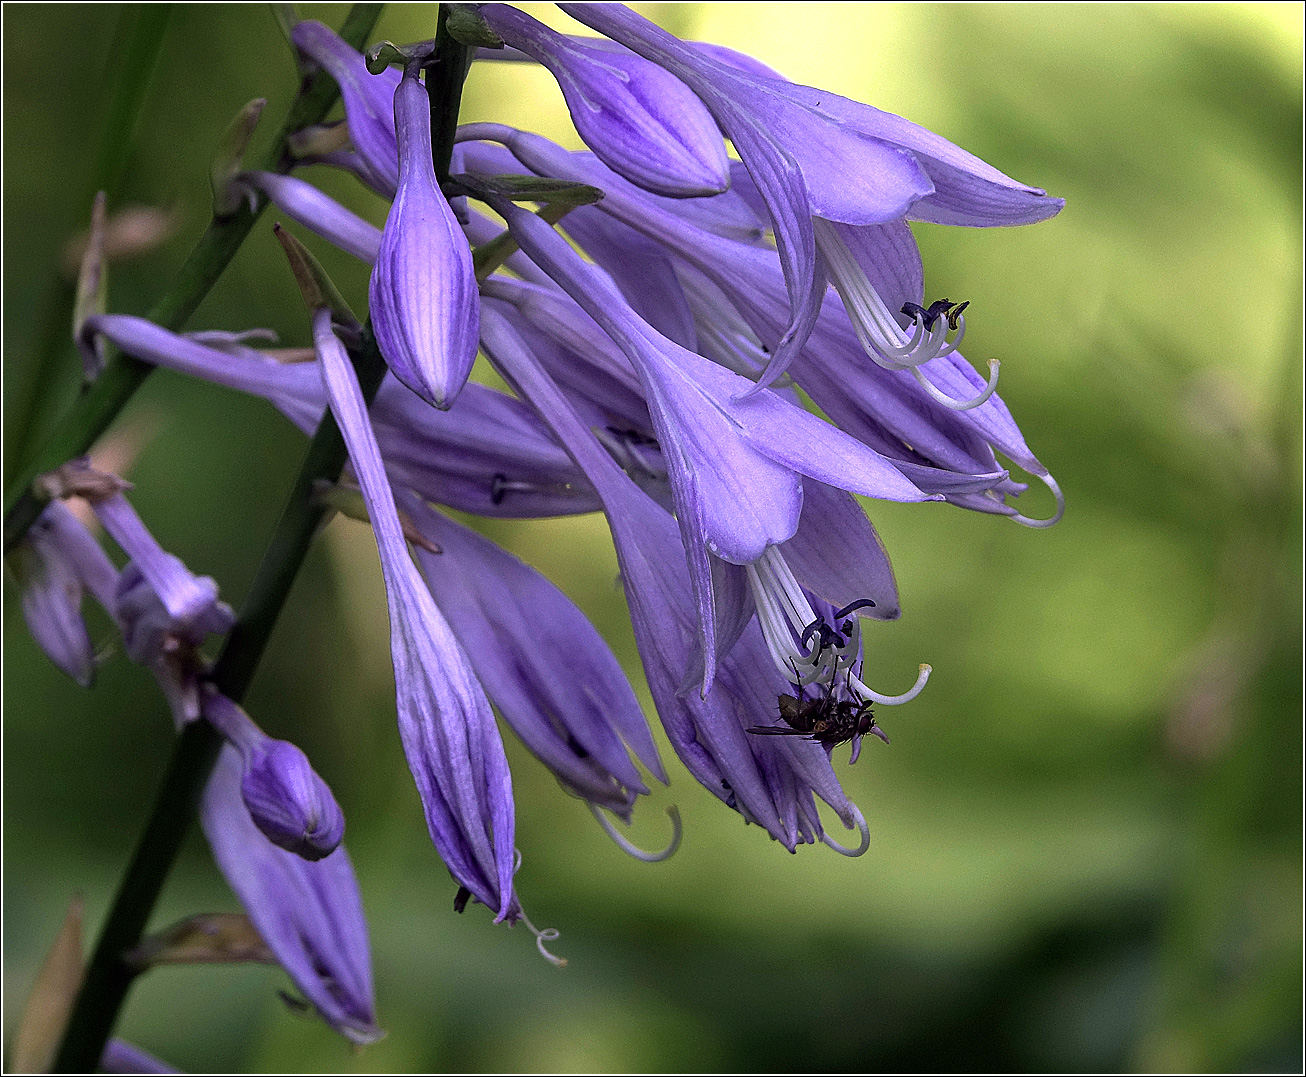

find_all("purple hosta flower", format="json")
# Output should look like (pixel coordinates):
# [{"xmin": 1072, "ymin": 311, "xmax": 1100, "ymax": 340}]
[
  {"xmin": 100, "ymin": 1040, "xmax": 178, "ymax": 1074},
  {"xmin": 312, "ymin": 309, "xmax": 522, "ymax": 927},
  {"xmin": 488, "ymin": 198, "xmax": 935, "ymax": 690},
  {"xmin": 478, "ymin": 4, "xmax": 728, "ymax": 198},
  {"xmin": 399, "ymin": 491, "xmax": 665, "ymax": 819},
  {"xmin": 291, "ymin": 20, "xmax": 400, "ymax": 195},
  {"xmin": 562, "ymin": 4, "xmax": 1063, "ymax": 390},
  {"xmin": 202, "ymin": 688, "xmax": 345, "ymax": 860},
  {"xmin": 481, "ymin": 307, "xmax": 869, "ymax": 853},
  {"xmin": 85, "ymin": 314, "xmax": 601, "ymax": 520},
  {"xmin": 464, "ymin": 130, "xmax": 1059, "ymax": 521},
  {"xmin": 369, "ymin": 67, "xmax": 480, "ymax": 410},
  {"xmin": 200, "ymin": 743, "xmax": 380, "ymax": 1044},
  {"xmin": 13, "ymin": 500, "xmax": 118, "ymax": 687},
  {"xmin": 238, "ymin": 171, "xmax": 382, "ymax": 263}
]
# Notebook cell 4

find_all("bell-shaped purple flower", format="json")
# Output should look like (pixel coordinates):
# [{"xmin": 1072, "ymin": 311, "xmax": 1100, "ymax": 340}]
[
  {"xmin": 369, "ymin": 69, "xmax": 480, "ymax": 409},
  {"xmin": 478, "ymin": 4, "xmax": 728, "ymax": 198},
  {"xmin": 491, "ymin": 198, "xmax": 933, "ymax": 688},
  {"xmin": 202, "ymin": 689, "xmax": 345, "ymax": 861},
  {"xmin": 14, "ymin": 500, "xmax": 118, "ymax": 688},
  {"xmin": 291, "ymin": 20, "xmax": 401, "ymax": 194},
  {"xmin": 561, "ymin": 3, "xmax": 1062, "ymax": 388},
  {"xmin": 200, "ymin": 743, "xmax": 380, "ymax": 1044},
  {"xmin": 312, "ymin": 308, "xmax": 518, "ymax": 922},
  {"xmin": 481, "ymin": 307, "xmax": 868, "ymax": 853}
]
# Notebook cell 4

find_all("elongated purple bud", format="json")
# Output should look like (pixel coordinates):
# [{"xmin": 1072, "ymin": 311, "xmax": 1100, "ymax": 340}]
[
  {"xmin": 479, "ymin": 4, "xmax": 728, "ymax": 198},
  {"xmin": 369, "ymin": 70, "xmax": 480, "ymax": 409},
  {"xmin": 203, "ymin": 690, "xmax": 345, "ymax": 861}
]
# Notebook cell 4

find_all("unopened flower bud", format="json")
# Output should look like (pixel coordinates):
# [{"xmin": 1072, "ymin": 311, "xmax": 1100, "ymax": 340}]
[{"xmin": 203, "ymin": 690, "xmax": 345, "ymax": 861}]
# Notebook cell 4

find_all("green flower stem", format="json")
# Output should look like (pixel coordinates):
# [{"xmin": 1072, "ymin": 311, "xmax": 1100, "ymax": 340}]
[
  {"xmin": 2, "ymin": 3, "xmax": 385, "ymax": 556},
  {"xmin": 52, "ymin": 327, "xmax": 389, "ymax": 1074},
  {"xmin": 425, "ymin": 4, "xmax": 473, "ymax": 184}
]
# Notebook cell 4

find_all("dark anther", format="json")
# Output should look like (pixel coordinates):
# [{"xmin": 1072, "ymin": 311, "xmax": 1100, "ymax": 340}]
[
  {"xmin": 833, "ymin": 599, "xmax": 876, "ymax": 620},
  {"xmin": 490, "ymin": 473, "xmax": 508, "ymax": 505},
  {"xmin": 800, "ymin": 617, "xmax": 841, "ymax": 654},
  {"xmin": 453, "ymin": 885, "xmax": 472, "ymax": 913},
  {"xmin": 902, "ymin": 298, "xmax": 968, "ymax": 331}
]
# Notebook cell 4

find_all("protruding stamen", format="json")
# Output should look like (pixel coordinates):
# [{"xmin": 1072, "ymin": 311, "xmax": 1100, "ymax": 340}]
[
  {"xmin": 851, "ymin": 663, "xmax": 932, "ymax": 706},
  {"xmin": 1010, "ymin": 471, "xmax": 1065, "ymax": 529},
  {"xmin": 518, "ymin": 911, "xmax": 567, "ymax": 967},
  {"xmin": 910, "ymin": 358, "xmax": 1000, "ymax": 412},
  {"xmin": 821, "ymin": 801, "xmax": 870, "ymax": 857},
  {"xmin": 589, "ymin": 804, "xmax": 682, "ymax": 863}
]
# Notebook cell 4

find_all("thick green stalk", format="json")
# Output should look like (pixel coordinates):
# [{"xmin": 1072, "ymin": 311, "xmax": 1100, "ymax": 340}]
[
  {"xmin": 424, "ymin": 4, "xmax": 473, "ymax": 184},
  {"xmin": 2, "ymin": 4, "xmax": 385, "ymax": 555}
]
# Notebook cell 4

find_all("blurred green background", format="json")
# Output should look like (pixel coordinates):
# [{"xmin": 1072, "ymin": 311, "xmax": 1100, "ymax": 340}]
[{"xmin": 3, "ymin": 3, "xmax": 1301, "ymax": 1072}]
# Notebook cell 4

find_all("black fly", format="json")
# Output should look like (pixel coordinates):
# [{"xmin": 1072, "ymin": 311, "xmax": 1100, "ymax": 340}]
[{"xmin": 747, "ymin": 688, "xmax": 888, "ymax": 752}]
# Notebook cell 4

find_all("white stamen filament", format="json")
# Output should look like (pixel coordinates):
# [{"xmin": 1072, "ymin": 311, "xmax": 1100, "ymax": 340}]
[
  {"xmin": 589, "ymin": 804, "xmax": 683, "ymax": 863},
  {"xmin": 813, "ymin": 218, "xmax": 1000, "ymax": 410},
  {"xmin": 518, "ymin": 911, "xmax": 567, "ymax": 967},
  {"xmin": 1010, "ymin": 471, "xmax": 1065, "ymax": 528},
  {"xmin": 821, "ymin": 801, "xmax": 871, "ymax": 857},
  {"xmin": 746, "ymin": 547, "xmax": 929, "ymax": 709}
]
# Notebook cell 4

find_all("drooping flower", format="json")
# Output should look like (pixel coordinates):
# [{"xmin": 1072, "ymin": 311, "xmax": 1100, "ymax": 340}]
[
  {"xmin": 200, "ymin": 742, "xmax": 380, "ymax": 1044},
  {"xmin": 369, "ymin": 67, "xmax": 480, "ymax": 409},
  {"xmin": 399, "ymin": 491, "xmax": 665, "ymax": 819},
  {"xmin": 560, "ymin": 3, "xmax": 1063, "ymax": 388},
  {"xmin": 312, "ymin": 307, "xmax": 520, "ymax": 923},
  {"xmin": 486, "ymin": 196, "xmax": 934, "ymax": 690},
  {"xmin": 481, "ymin": 305, "xmax": 874, "ymax": 854},
  {"xmin": 13, "ymin": 500, "xmax": 118, "ymax": 688}
]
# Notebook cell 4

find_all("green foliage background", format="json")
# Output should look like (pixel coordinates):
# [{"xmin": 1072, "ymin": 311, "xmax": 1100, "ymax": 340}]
[{"xmin": 4, "ymin": 3, "xmax": 1301, "ymax": 1072}]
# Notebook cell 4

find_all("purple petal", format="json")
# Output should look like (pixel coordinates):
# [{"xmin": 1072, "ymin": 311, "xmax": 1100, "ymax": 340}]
[
  {"xmin": 291, "ymin": 21, "xmax": 400, "ymax": 194},
  {"xmin": 402, "ymin": 493, "xmax": 665, "ymax": 814},
  {"xmin": 241, "ymin": 171, "xmax": 382, "ymax": 262}
]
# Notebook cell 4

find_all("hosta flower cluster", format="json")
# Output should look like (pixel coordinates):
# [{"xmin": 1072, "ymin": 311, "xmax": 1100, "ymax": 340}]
[{"xmin": 18, "ymin": 3, "xmax": 1062, "ymax": 1050}]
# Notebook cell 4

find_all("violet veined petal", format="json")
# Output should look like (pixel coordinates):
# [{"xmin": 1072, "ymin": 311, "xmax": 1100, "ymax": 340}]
[{"xmin": 313, "ymin": 309, "xmax": 518, "ymax": 921}]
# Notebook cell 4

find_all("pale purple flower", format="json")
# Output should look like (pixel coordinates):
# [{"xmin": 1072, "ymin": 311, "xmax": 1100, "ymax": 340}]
[
  {"xmin": 478, "ymin": 3, "xmax": 728, "ymax": 198},
  {"xmin": 481, "ymin": 306, "xmax": 869, "ymax": 853},
  {"xmin": 202, "ymin": 688, "xmax": 345, "ymax": 861},
  {"xmin": 561, "ymin": 3, "xmax": 1063, "ymax": 388},
  {"xmin": 488, "ymin": 196, "xmax": 934, "ymax": 689},
  {"xmin": 14, "ymin": 500, "xmax": 117, "ymax": 687},
  {"xmin": 369, "ymin": 68, "xmax": 480, "ymax": 409},
  {"xmin": 312, "ymin": 308, "xmax": 519, "ymax": 923},
  {"xmin": 200, "ymin": 743, "xmax": 380, "ymax": 1044}
]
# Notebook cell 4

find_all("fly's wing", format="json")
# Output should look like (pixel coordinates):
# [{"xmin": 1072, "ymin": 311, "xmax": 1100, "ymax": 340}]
[
  {"xmin": 746, "ymin": 725, "xmax": 814, "ymax": 736},
  {"xmin": 778, "ymin": 693, "xmax": 824, "ymax": 733}
]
